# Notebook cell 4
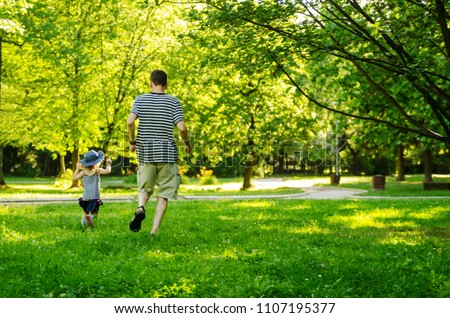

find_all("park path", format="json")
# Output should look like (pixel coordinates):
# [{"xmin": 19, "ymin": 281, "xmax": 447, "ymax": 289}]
[
  {"xmin": 183, "ymin": 186, "xmax": 366, "ymax": 200},
  {"xmin": 0, "ymin": 186, "xmax": 362, "ymax": 205}
]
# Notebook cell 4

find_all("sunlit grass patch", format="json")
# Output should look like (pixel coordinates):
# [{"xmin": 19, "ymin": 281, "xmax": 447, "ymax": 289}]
[
  {"xmin": 379, "ymin": 230, "xmax": 424, "ymax": 246},
  {"xmin": 328, "ymin": 212, "xmax": 387, "ymax": 229},
  {"xmin": 368, "ymin": 208, "xmax": 404, "ymax": 219},
  {"xmin": 287, "ymin": 220, "xmax": 332, "ymax": 235},
  {"xmin": 231, "ymin": 201, "xmax": 275, "ymax": 209},
  {"xmin": 145, "ymin": 250, "xmax": 176, "ymax": 259},
  {"xmin": 152, "ymin": 278, "xmax": 196, "ymax": 298},
  {"xmin": 410, "ymin": 206, "xmax": 448, "ymax": 219},
  {"xmin": 1, "ymin": 222, "xmax": 30, "ymax": 242}
]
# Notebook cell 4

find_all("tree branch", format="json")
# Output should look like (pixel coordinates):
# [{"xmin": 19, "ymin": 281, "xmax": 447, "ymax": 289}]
[
  {"xmin": 435, "ymin": 0, "xmax": 450, "ymax": 61},
  {"xmin": 268, "ymin": 48, "xmax": 448, "ymax": 144}
]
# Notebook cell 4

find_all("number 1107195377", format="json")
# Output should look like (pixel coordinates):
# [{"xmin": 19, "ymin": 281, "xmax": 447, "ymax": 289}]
[{"xmin": 256, "ymin": 302, "xmax": 336, "ymax": 314}]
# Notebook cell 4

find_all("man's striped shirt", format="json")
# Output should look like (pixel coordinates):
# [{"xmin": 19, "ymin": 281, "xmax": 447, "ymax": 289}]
[{"xmin": 131, "ymin": 92, "xmax": 184, "ymax": 163}]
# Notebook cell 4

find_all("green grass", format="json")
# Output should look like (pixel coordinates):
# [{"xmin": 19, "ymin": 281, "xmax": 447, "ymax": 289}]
[
  {"xmin": 181, "ymin": 187, "xmax": 303, "ymax": 196},
  {"xmin": 1, "ymin": 199, "xmax": 448, "ymax": 298},
  {"xmin": 323, "ymin": 175, "xmax": 450, "ymax": 197}
]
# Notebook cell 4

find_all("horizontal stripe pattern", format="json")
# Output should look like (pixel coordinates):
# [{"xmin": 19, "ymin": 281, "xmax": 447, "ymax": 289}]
[
  {"xmin": 131, "ymin": 92, "xmax": 184, "ymax": 163},
  {"xmin": 82, "ymin": 173, "xmax": 100, "ymax": 199}
]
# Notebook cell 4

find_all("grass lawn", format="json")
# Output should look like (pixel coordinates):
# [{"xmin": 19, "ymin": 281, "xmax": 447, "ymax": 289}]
[
  {"xmin": 332, "ymin": 174, "xmax": 450, "ymax": 197},
  {"xmin": 1, "ymin": 198, "xmax": 448, "ymax": 298}
]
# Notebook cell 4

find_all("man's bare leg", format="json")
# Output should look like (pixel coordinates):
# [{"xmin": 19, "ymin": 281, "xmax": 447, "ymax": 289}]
[
  {"xmin": 151, "ymin": 197, "xmax": 168, "ymax": 235},
  {"xmin": 138, "ymin": 191, "xmax": 150, "ymax": 211}
]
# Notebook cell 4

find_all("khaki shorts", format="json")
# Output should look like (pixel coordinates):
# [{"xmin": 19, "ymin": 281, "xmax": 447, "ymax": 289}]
[{"xmin": 137, "ymin": 163, "xmax": 180, "ymax": 200}]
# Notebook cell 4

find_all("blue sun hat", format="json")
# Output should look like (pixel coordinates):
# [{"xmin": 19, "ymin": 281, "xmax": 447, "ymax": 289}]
[{"xmin": 80, "ymin": 150, "xmax": 104, "ymax": 167}]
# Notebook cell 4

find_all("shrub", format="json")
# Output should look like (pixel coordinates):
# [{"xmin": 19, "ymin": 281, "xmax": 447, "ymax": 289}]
[
  {"xmin": 197, "ymin": 166, "xmax": 218, "ymax": 185},
  {"xmin": 54, "ymin": 169, "xmax": 73, "ymax": 188}
]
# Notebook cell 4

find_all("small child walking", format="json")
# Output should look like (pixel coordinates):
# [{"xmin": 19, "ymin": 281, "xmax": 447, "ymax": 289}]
[{"xmin": 72, "ymin": 150, "xmax": 112, "ymax": 227}]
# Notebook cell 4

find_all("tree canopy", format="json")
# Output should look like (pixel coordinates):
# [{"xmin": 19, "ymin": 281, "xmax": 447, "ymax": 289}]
[
  {"xmin": 189, "ymin": 0, "xmax": 450, "ymax": 146},
  {"xmin": 1, "ymin": 0, "xmax": 449, "ymax": 183}
]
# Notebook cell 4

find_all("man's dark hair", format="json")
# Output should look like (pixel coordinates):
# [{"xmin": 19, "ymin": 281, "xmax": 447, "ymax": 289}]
[{"xmin": 150, "ymin": 70, "xmax": 168, "ymax": 86}]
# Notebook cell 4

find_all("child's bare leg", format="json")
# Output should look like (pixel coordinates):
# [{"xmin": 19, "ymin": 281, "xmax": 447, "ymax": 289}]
[
  {"xmin": 81, "ymin": 212, "xmax": 87, "ymax": 226},
  {"xmin": 84, "ymin": 212, "xmax": 93, "ymax": 227}
]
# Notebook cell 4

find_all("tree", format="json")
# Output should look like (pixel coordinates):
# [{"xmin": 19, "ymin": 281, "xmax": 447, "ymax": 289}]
[
  {"xmin": 171, "ymin": 14, "xmax": 327, "ymax": 187},
  {"xmin": 12, "ymin": 0, "xmax": 187, "ymax": 181},
  {"xmin": 189, "ymin": 0, "xmax": 450, "ymax": 146},
  {"xmin": 20, "ymin": 0, "xmax": 108, "ymax": 186},
  {"xmin": 0, "ymin": 0, "xmax": 33, "ymax": 185}
]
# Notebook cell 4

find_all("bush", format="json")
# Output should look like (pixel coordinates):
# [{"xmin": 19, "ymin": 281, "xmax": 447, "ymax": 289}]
[
  {"xmin": 197, "ymin": 166, "xmax": 218, "ymax": 185},
  {"xmin": 54, "ymin": 169, "xmax": 73, "ymax": 188},
  {"xmin": 123, "ymin": 173, "xmax": 137, "ymax": 184},
  {"xmin": 199, "ymin": 174, "xmax": 218, "ymax": 185},
  {"xmin": 180, "ymin": 175, "xmax": 190, "ymax": 185}
]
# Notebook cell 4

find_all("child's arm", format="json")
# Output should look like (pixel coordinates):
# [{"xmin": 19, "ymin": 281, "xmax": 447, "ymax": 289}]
[
  {"xmin": 72, "ymin": 162, "xmax": 85, "ymax": 181},
  {"xmin": 98, "ymin": 157, "xmax": 112, "ymax": 175}
]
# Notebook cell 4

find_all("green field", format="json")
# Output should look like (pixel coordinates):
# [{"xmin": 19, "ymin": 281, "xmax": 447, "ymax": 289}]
[{"xmin": 1, "ymin": 195, "xmax": 448, "ymax": 298}]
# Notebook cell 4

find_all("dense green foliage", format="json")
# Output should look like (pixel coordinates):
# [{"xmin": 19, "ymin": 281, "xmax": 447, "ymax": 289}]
[
  {"xmin": 191, "ymin": 0, "xmax": 450, "ymax": 143},
  {"xmin": 185, "ymin": 0, "xmax": 450, "ymax": 178},
  {"xmin": 2, "ymin": 1, "xmax": 450, "ymax": 182}
]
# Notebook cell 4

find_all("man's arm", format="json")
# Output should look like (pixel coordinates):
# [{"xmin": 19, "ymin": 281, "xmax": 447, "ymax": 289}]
[
  {"xmin": 176, "ymin": 120, "xmax": 191, "ymax": 154},
  {"xmin": 127, "ymin": 113, "xmax": 138, "ymax": 152}
]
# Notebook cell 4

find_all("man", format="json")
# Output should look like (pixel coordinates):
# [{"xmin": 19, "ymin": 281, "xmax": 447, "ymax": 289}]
[{"xmin": 127, "ymin": 69, "xmax": 191, "ymax": 235}]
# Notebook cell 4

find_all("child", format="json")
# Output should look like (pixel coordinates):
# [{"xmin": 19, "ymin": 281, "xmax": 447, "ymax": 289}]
[{"xmin": 72, "ymin": 150, "xmax": 112, "ymax": 227}]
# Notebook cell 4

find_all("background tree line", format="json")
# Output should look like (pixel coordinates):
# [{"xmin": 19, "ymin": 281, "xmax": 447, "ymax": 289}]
[{"xmin": 1, "ymin": 0, "xmax": 449, "ymax": 188}]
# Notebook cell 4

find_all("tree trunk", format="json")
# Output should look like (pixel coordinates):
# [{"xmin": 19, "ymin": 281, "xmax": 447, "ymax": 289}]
[
  {"xmin": 242, "ymin": 162, "xmax": 253, "ymax": 190},
  {"xmin": 347, "ymin": 143, "xmax": 362, "ymax": 176},
  {"xmin": 59, "ymin": 153, "xmax": 66, "ymax": 176},
  {"xmin": 0, "ymin": 145, "xmax": 5, "ymax": 186},
  {"xmin": 275, "ymin": 154, "xmax": 284, "ymax": 174},
  {"xmin": 423, "ymin": 148, "xmax": 433, "ymax": 183},
  {"xmin": 242, "ymin": 110, "xmax": 257, "ymax": 190},
  {"xmin": 396, "ymin": 146, "xmax": 405, "ymax": 181},
  {"xmin": 242, "ymin": 144, "xmax": 255, "ymax": 190},
  {"xmin": 71, "ymin": 148, "xmax": 80, "ymax": 187}
]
